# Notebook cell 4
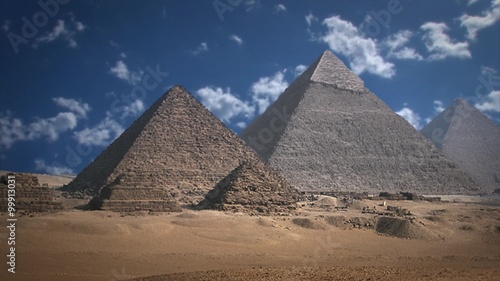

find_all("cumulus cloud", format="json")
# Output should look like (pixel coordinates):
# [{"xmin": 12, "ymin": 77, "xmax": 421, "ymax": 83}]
[
  {"xmin": 275, "ymin": 4, "xmax": 287, "ymax": 13},
  {"xmin": 433, "ymin": 100, "xmax": 446, "ymax": 114},
  {"xmin": 396, "ymin": 105, "xmax": 422, "ymax": 130},
  {"xmin": 251, "ymin": 71, "xmax": 289, "ymax": 114},
  {"xmin": 52, "ymin": 97, "xmax": 91, "ymax": 118},
  {"xmin": 109, "ymin": 60, "xmax": 143, "ymax": 85},
  {"xmin": 294, "ymin": 64, "xmax": 307, "ymax": 77},
  {"xmin": 33, "ymin": 16, "xmax": 85, "ymax": 48},
  {"xmin": 229, "ymin": 35, "xmax": 243, "ymax": 45},
  {"xmin": 384, "ymin": 30, "xmax": 423, "ymax": 60},
  {"xmin": 459, "ymin": 0, "xmax": 500, "ymax": 40},
  {"xmin": 236, "ymin": 122, "xmax": 247, "ymax": 129},
  {"xmin": 0, "ymin": 111, "xmax": 78, "ymax": 149},
  {"xmin": 34, "ymin": 159, "xmax": 74, "ymax": 175},
  {"xmin": 0, "ymin": 96, "xmax": 97, "ymax": 149},
  {"xmin": 420, "ymin": 22, "xmax": 471, "ymax": 60},
  {"xmin": 118, "ymin": 99, "xmax": 145, "ymax": 119},
  {"xmin": 196, "ymin": 87, "xmax": 255, "ymax": 123},
  {"xmin": 318, "ymin": 15, "xmax": 395, "ymax": 78},
  {"xmin": 191, "ymin": 42, "xmax": 209, "ymax": 55},
  {"xmin": 475, "ymin": 90, "xmax": 500, "ymax": 112},
  {"xmin": 73, "ymin": 115, "xmax": 124, "ymax": 146}
]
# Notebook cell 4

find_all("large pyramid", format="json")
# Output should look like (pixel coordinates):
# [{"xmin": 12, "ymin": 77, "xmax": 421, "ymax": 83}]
[
  {"xmin": 65, "ymin": 85, "xmax": 263, "ymax": 211},
  {"xmin": 421, "ymin": 99, "xmax": 500, "ymax": 193},
  {"xmin": 242, "ymin": 50, "xmax": 479, "ymax": 194}
]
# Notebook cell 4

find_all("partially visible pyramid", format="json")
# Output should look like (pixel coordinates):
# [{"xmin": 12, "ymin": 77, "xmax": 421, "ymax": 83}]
[
  {"xmin": 421, "ymin": 99, "xmax": 500, "ymax": 193},
  {"xmin": 65, "ymin": 85, "xmax": 263, "ymax": 211},
  {"xmin": 197, "ymin": 159, "xmax": 301, "ymax": 215},
  {"xmin": 242, "ymin": 50, "xmax": 479, "ymax": 194}
]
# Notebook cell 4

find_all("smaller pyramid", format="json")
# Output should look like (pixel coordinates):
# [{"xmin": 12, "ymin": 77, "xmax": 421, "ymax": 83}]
[
  {"xmin": 0, "ymin": 174, "xmax": 63, "ymax": 212},
  {"xmin": 421, "ymin": 99, "xmax": 500, "ymax": 193},
  {"xmin": 197, "ymin": 160, "xmax": 301, "ymax": 215}
]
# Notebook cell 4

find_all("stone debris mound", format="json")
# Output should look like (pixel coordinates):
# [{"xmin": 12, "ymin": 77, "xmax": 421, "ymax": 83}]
[
  {"xmin": 242, "ymin": 50, "xmax": 479, "ymax": 195},
  {"xmin": 421, "ymin": 98, "xmax": 500, "ymax": 193},
  {"xmin": 376, "ymin": 216, "xmax": 437, "ymax": 240},
  {"xmin": 64, "ymin": 85, "xmax": 263, "ymax": 212},
  {"xmin": 0, "ymin": 173, "xmax": 63, "ymax": 213},
  {"xmin": 197, "ymin": 160, "xmax": 301, "ymax": 215}
]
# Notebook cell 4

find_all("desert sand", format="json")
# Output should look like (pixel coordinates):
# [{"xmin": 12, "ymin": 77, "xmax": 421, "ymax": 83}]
[{"xmin": 1, "ymin": 197, "xmax": 499, "ymax": 281}]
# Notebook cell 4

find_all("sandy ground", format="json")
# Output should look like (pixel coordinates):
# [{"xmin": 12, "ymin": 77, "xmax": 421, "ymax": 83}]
[{"xmin": 0, "ymin": 197, "xmax": 499, "ymax": 281}]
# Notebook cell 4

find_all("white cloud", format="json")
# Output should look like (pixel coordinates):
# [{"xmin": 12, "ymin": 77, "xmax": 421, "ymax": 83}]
[
  {"xmin": 73, "ymin": 115, "xmax": 124, "ymax": 146},
  {"xmin": 196, "ymin": 87, "xmax": 255, "ymax": 123},
  {"xmin": 109, "ymin": 60, "xmax": 143, "ymax": 85},
  {"xmin": 52, "ymin": 97, "xmax": 91, "ymax": 118},
  {"xmin": 475, "ymin": 90, "xmax": 500, "ymax": 112},
  {"xmin": 191, "ymin": 42, "xmax": 209, "ymax": 55},
  {"xmin": 305, "ymin": 12, "xmax": 318, "ymax": 26},
  {"xmin": 294, "ymin": 64, "xmax": 307, "ymax": 77},
  {"xmin": 34, "ymin": 159, "xmax": 74, "ymax": 175},
  {"xmin": 459, "ymin": 0, "xmax": 500, "ymax": 40},
  {"xmin": 468, "ymin": 0, "xmax": 480, "ymax": 5},
  {"xmin": 396, "ymin": 106, "xmax": 422, "ymax": 130},
  {"xmin": 2, "ymin": 20, "xmax": 10, "ymax": 32},
  {"xmin": 275, "ymin": 4, "xmax": 287, "ymax": 13},
  {"xmin": 109, "ymin": 40, "xmax": 120, "ymax": 48},
  {"xmin": 244, "ymin": 0, "xmax": 261, "ymax": 11},
  {"xmin": 0, "ymin": 114, "xmax": 26, "ymax": 149},
  {"xmin": 251, "ymin": 71, "xmax": 289, "ymax": 113},
  {"xmin": 118, "ymin": 99, "xmax": 145, "ymax": 119},
  {"xmin": 229, "ymin": 35, "xmax": 243, "ymax": 45},
  {"xmin": 35, "ymin": 20, "xmax": 67, "ymax": 44},
  {"xmin": 236, "ymin": 122, "xmax": 247, "ymax": 129},
  {"xmin": 420, "ymin": 22, "xmax": 471, "ymax": 60},
  {"xmin": 433, "ymin": 100, "xmax": 446, "ymax": 114},
  {"xmin": 34, "ymin": 17, "xmax": 85, "ymax": 48},
  {"xmin": 26, "ymin": 112, "xmax": 78, "ymax": 141},
  {"xmin": 319, "ymin": 15, "xmax": 395, "ymax": 78},
  {"xmin": 385, "ymin": 30, "xmax": 423, "ymax": 60}
]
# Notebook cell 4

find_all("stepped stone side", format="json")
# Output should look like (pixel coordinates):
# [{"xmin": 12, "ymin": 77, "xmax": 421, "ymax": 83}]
[
  {"xmin": 66, "ymin": 86, "xmax": 263, "ymax": 212},
  {"xmin": 0, "ymin": 174, "xmax": 63, "ymax": 212},
  {"xmin": 198, "ymin": 160, "xmax": 301, "ymax": 215},
  {"xmin": 242, "ymin": 51, "xmax": 479, "ymax": 194},
  {"xmin": 421, "ymin": 99, "xmax": 500, "ymax": 193}
]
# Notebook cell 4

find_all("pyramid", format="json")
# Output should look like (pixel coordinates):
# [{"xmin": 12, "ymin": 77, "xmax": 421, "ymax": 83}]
[
  {"xmin": 197, "ymin": 159, "xmax": 301, "ymax": 215},
  {"xmin": 65, "ymin": 85, "xmax": 263, "ymax": 212},
  {"xmin": 241, "ymin": 50, "xmax": 479, "ymax": 194},
  {"xmin": 421, "ymin": 99, "xmax": 500, "ymax": 193}
]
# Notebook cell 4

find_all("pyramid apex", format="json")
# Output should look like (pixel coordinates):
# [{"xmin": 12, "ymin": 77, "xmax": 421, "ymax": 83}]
[{"xmin": 308, "ymin": 50, "xmax": 366, "ymax": 92}]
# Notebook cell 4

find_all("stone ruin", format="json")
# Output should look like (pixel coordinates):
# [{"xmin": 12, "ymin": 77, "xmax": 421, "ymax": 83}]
[
  {"xmin": 0, "ymin": 173, "xmax": 63, "ymax": 213},
  {"xmin": 242, "ymin": 50, "xmax": 479, "ymax": 195},
  {"xmin": 197, "ymin": 160, "xmax": 302, "ymax": 215}
]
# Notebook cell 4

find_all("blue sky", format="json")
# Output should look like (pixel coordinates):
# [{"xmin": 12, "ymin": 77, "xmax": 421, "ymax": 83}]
[{"xmin": 1, "ymin": 0, "xmax": 499, "ymax": 175}]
